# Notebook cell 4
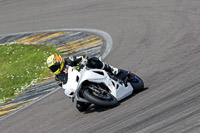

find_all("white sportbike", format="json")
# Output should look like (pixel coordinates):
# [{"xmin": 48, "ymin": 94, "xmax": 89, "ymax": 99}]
[{"xmin": 62, "ymin": 62, "xmax": 144, "ymax": 111}]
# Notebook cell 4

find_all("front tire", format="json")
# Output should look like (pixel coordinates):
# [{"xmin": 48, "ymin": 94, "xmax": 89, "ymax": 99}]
[{"xmin": 83, "ymin": 88, "xmax": 118, "ymax": 108}]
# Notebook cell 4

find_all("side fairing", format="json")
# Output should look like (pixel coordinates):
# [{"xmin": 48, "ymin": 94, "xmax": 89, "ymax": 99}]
[
  {"xmin": 63, "ymin": 67, "xmax": 134, "ymax": 102},
  {"xmin": 78, "ymin": 69, "xmax": 118, "ymax": 97},
  {"xmin": 79, "ymin": 69, "xmax": 133, "ymax": 101}
]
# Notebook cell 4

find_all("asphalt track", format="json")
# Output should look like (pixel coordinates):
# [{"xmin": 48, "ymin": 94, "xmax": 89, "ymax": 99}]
[{"xmin": 0, "ymin": 0, "xmax": 200, "ymax": 133}]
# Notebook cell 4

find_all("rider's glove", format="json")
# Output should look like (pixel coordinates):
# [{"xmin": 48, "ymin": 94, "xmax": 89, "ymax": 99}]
[
  {"xmin": 112, "ymin": 67, "xmax": 119, "ymax": 75},
  {"xmin": 80, "ymin": 58, "xmax": 88, "ymax": 66},
  {"xmin": 55, "ymin": 77, "xmax": 63, "ymax": 87}
]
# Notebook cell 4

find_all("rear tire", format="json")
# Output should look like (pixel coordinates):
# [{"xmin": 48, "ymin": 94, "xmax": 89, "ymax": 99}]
[
  {"xmin": 83, "ymin": 88, "xmax": 118, "ymax": 108},
  {"xmin": 129, "ymin": 73, "xmax": 144, "ymax": 93}
]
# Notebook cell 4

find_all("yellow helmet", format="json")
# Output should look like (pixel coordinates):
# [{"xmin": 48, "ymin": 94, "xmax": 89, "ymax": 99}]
[{"xmin": 46, "ymin": 53, "xmax": 65, "ymax": 75}]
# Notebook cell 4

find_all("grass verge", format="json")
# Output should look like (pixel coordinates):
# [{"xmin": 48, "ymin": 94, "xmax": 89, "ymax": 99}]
[{"xmin": 0, "ymin": 43, "xmax": 58, "ymax": 105}]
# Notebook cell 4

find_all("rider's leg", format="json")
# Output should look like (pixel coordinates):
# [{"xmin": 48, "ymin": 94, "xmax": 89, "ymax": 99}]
[
  {"xmin": 76, "ymin": 101, "xmax": 91, "ymax": 112},
  {"xmin": 86, "ymin": 57, "xmax": 103, "ymax": 69},
  {"xmin": 103, "ymin": 63, "xmax": 119, "ymax": 75},
  {"xmin": 86, "ymin": 57, "xmax": 119, "ymax": 75}
]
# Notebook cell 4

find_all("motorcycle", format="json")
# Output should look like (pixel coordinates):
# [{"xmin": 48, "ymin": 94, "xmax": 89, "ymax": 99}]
[{"xmin": 62, "ymin": 61, "xmax": 144, "ymax": 111}]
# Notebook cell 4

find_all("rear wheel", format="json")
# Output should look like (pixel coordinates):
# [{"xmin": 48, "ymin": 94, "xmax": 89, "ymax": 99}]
[
  {"xmin": 82, "ymin": 85, "xmax": 118, "ymax": 108},
  {"xmin": 129, "ymin": 73, "xmax": 144, "ymax": 93}
]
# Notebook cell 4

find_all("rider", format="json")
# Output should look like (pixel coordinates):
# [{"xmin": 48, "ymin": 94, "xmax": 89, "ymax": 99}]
[{"xmin": 46, "ymin": 53, "xmax": 119, "ymax": 112}]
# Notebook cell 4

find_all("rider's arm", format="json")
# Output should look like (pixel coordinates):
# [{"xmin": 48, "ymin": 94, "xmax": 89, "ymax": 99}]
[
  {"xmin": 55, "ymin": 72, "xmax": 68, "ymax": 87},
  {"xmin": 65, "ymin": 55, "xmax": 86, "ymax": 66},
  {"xmin": 55, "ymin": 76, "xmax": 62, "ymax": 87}
]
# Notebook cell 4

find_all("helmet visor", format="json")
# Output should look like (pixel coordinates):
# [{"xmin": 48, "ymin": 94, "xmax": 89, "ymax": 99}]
[{"xmin": 49, "ymin": 62, "xmax": 60, "ymax": 72}]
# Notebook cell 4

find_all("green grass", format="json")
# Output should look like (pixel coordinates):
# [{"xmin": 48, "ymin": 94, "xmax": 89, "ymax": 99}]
[{"xmin": 0, "ymin": 44, "xmax": 58, "ymax": 104}]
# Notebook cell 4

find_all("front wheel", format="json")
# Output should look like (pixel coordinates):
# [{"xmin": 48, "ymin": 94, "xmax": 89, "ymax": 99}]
[{"xmin": 82, "ymin": 86, "xmax": 118, "ymax": 108}]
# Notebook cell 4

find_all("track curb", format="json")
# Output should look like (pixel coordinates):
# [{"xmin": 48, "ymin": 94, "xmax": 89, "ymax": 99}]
[{"xmin": 0, "ymin": 28, "xmax": 112, "ymax": 120}]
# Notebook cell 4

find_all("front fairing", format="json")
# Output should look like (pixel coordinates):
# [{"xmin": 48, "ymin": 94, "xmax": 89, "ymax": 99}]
[{"xmin": 62, "ymin": 67, "xmax": 81, "ymax": 98}]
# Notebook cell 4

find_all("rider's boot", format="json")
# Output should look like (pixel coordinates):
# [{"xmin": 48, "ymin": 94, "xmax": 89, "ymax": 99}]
[
  {"xmin": 103, "ymin": 63, "xmax": 119, "ymax": 75},
  {"xmin": 76, "ymin": 101, "xmax": 91, "ymax": 112}
]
